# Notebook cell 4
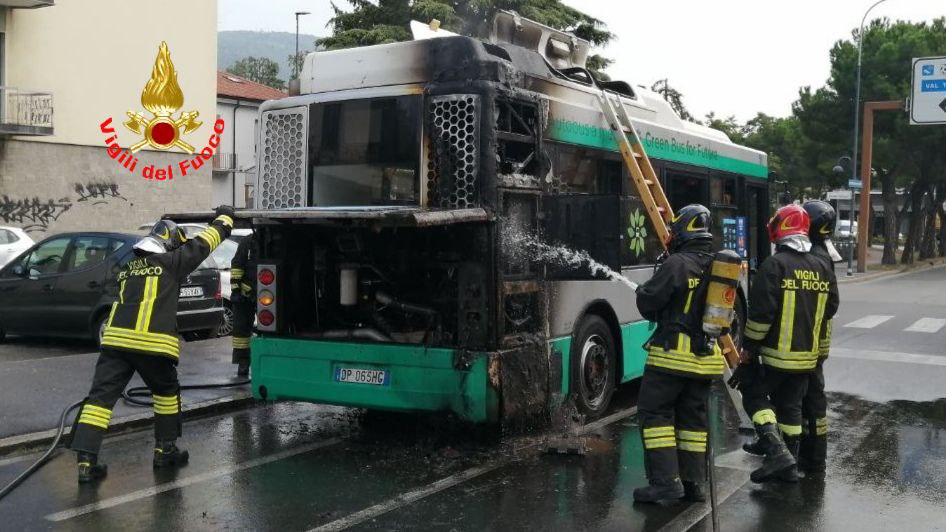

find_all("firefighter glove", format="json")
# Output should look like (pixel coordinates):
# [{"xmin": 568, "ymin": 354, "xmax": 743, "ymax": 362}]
[
  {"xmin": 728, "ymin": 362, "xmax": 759, "ymax": 390},
  {"xmin": 215, "ymin": 204, "xmax": 235, "ymax": 219}
]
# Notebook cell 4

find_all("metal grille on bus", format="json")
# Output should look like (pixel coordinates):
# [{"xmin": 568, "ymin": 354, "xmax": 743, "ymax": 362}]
[
  {"xmin": 427, "ymin": 95, "xmax": 479, "ymax": 209},
  {"xmin": 259, "ymin": 107, "xmax": 308, "ymax": 209}
]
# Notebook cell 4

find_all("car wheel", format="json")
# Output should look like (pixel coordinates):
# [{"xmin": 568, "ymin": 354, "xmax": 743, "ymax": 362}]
[
  {"xmin": 92, "ymin": 312, "xmax": 109, "ymax": 347},
  {"xmin": 570, "ymin": 314, "xmax": 616, "ymax": 419},
  {"xmin": 217, "ymin": 302, "xmax": 234, "ymax": 337}
]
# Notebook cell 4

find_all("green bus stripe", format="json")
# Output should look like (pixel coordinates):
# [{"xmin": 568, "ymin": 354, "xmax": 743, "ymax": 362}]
[{"xmin": 547, "ymin": 119, "xmax": 768, "ymax": 179}]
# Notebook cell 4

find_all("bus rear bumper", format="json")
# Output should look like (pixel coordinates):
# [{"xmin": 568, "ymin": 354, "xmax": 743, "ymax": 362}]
[{"xmin": 250, "ymin": 337, "xmax": 499, "ymax": 423}]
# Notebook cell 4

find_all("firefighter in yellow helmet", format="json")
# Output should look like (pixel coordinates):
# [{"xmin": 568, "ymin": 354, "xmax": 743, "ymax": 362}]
[
  {"xmin": 70, "ymin": 206, "xmax": 233, "ymax": 483},
  {"xmin": 633, "ymin": 204, "xmax": 726, "ymax": 504},
  {"xmin": 732, "ymin": 204, "xmax": 839, "ymax": 483}
]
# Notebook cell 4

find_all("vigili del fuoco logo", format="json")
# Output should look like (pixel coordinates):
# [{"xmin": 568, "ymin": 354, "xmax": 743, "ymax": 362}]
[{"xmin": 99, "ymin": 41, "xmax": 224, "ymax": 181}]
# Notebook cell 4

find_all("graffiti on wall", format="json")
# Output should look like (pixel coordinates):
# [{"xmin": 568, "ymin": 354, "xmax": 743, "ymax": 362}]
[
  {"xmin": 75, "ymin": 182, "xmax": 127, "ymax": 204},
  {"xmin": 0, "ymin": 196, "xmax": 73, "ymax": 233},
  {"xmin": 0, "ymin": 181, "xmax": 126, "ymax": 233}
]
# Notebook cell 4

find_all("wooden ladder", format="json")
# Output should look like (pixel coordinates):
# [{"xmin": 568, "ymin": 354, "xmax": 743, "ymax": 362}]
[{"xmin": 597, "ymin": 91, "xmax": 741, "ymax": 370}]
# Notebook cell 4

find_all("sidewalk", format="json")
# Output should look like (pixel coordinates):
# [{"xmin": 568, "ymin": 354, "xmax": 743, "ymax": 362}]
[
  {"xmin": 836, "ymin": 244, "xmax": 946, "ymax": 283},
  {"xmin": 0, "ymin": 337, "xmax": 252, "ymax": 453}
]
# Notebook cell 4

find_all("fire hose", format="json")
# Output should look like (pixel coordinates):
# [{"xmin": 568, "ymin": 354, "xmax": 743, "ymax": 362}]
[{"xmin": 0, "ymin": 378, "xmax": 249, "ymax": 502}]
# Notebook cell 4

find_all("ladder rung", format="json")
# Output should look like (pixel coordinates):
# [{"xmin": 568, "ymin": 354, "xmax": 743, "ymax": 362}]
[
  {"xmin": 632, "ymin": 151, "xmax": 643, "ymax": 159},
  {"xmin": 656, "ymin": 206, "xmax": 667, "ymax": 213},
  {"xmin": 643, "ymin": 179, "xmax": 653, "ymax": 185}
]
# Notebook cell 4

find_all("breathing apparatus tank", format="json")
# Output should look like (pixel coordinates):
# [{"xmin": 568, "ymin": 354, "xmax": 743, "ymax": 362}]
[{"xmin": 702, "ymin": 249, "xmax": 742, "ymax": 337}]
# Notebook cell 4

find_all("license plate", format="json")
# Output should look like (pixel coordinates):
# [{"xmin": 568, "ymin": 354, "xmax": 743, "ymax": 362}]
[
  {"xmin": 179, "ymin": 286, "xmax": 203, "ymax": 298},
  {"xmin": 335, "ymin": 367, "xmax": 389, "ymax": 386}
]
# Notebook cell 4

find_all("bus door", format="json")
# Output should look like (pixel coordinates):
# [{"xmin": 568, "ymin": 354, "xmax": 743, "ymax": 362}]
[{"xmin": 745, "ymin": 182, "xmax": 770, "ymax": 268}]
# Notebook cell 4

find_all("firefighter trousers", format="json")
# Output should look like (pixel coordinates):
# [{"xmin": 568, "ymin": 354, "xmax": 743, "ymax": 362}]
[
  {"xmin": 638, "ymin": 368, "xmax": 711, "ymax": 482},
  {"xmin": 231, "ymin": 294, "xmax": 254, "ymax": 365},
  {"xmin": 800, "ymin": 361, "xmax": 827, "ymax": 463},
  {"xmin": 741, "ymin": 366, "xmax": 809, "ymax": 438},
  {"xmin": 70, "ymin": 348, "xmax": 181, "ymax": 455}
]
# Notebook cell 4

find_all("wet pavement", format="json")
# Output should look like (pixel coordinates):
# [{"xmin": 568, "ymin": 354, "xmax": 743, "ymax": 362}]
[
  {"xmin": 0, "ymin": 336, "xmax": 246, "ymax": 440},
  {"xmin": 1, "ymin": 266, "xmax": 945, "ymax": 530}
]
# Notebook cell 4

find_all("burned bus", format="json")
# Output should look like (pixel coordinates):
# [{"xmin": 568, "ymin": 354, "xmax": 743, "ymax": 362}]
[{"xmin": 240, "ymin": 13, "xmax": 769, "ymax": 425}]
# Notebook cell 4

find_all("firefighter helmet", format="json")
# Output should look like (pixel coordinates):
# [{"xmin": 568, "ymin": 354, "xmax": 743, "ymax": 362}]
[
  {"xmin": 767, "ymin": 204, "xmax": 810, "ymax": 243},
  {"xmin": 667, "ymin": 204, "xmax": 713, "ymax": 251},
  {"xmin": 134, "ymin": 220, "xmax": 187, "ymax": 254},
  {"xmin": 802, "ymin": 200, "xmax": 836, "ymax": 243}
]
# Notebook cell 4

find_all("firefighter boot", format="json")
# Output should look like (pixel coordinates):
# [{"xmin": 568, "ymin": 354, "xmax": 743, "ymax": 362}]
[
  {"xmin": 77, "ymin": 452, "xmax": 108, "ymax": 483},
  {"xmin": 749, "ymin": 424, "xmax": 796, "ymax": 483},
  {"xmin": 633, "ymin": 478, "xmax": 685, "ymax": 505},
  {"xmin": 799, "ymin": 433, "xmax": 827, "ymax": 475},
  {"xmin": 682, "ymin": 480, "xmax": 707, "ymax": 502},
  {"xmin": 153, "ymin": 441, "xmax": 189, "ymax": 468},
  {"xmin": 778, "ymin": 435, "xmax": 802, "ymax": 482},
  {"xmin": 742, "ymin": 438, "xmax": 765, "ymax": 456}
]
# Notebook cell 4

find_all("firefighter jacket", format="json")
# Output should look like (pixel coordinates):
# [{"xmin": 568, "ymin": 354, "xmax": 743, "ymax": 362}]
[
  {"xmin": 101, "ymin": 215, "xmax": 233, "ymax": 360},
  {"xmin": 744, "ymin": 246, "xmax": 839, "ymax": 372},
  {"xmin": 810, "ymin": 243, "xmax": 834, "ymax": 360},
  {"xmin": 636, "ymin": 239, "xmax": 726, "ymax": 379},
  {"xmin": 230, "ymin": 236, "xmax": 256, "ymax": 300}
]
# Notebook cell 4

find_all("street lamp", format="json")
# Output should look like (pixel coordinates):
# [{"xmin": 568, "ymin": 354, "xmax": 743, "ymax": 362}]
[
  {"xmin": 848, "ymin": 0, "xmax": 891, "ymax": 277},
  {"xmin": 294, "ymin": 11, "xmax": 311, "ymax": 79}
]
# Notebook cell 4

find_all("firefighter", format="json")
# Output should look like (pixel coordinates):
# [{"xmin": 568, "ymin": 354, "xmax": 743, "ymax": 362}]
[
  {"xmin": 632, "ymin": 204, "xmax": 727, "ymax": 504},
  {"xmin": 230, "ymin": 233, "xmax": 256, "ymax": 377},
  {"xmin": 734, "ymin": 204, "xmax": 839, "ymax": 483},
  {"xmin": 799, "ymin": 200, "xmax": 841, "ymax": 474},
  {"xmin": 70, "ymin": 207, "xmax": 234, "ymax": 483}
]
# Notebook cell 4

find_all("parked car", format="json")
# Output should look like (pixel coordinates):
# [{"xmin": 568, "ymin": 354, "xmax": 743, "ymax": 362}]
[
  {"xmin": 0, "ymin": 226, "xmax": 34, "ymax": 269},
  {"xmin": 835, "ymin": 220, "xmax": 858, "ymax": 240},
  {"xmin": 0, "ymin": 232, "xmax": 223, "ymax": 343}
]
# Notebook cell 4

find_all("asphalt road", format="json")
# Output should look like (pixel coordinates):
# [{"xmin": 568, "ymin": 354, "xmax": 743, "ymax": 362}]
[{"xmin": 1, "ymin": 266, "xmax": 945, "ymax": 531}]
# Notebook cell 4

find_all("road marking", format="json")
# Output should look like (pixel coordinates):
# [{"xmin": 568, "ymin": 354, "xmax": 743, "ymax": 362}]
[
  {"xmin": 830, "ymin": 347, "xmax": 946, "ymax": 367},
  {"xmin": 45, "ymin": 437, "xmax": 342, "ymax": 522},
  {"xmin": 905, "ymin": 318, "xmax": 946, "ymax": 333},
  {"xmin": 657, "ymin": 469, "xmax": 749, "ymax": 532},
  {"xmin": 843, "ymin": 315, "xmax": 894, "ymax": 329},
  {"xmin": 308, "ymin": 406, "xmax": 639, "ymax": 532}
]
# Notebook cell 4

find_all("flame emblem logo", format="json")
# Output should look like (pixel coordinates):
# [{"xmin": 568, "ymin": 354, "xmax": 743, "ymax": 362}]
[{"xmin": 123, "ymin": 42, "xmax": 201, "ymax": 153}]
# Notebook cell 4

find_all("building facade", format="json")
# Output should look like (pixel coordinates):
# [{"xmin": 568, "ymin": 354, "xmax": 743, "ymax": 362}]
[
  {"xmin": 0, "ymin": 0, "xmax": 217, "ymax": 237},
  {"xmin": 214, "ymin": 71, "xmax": 285, "ymax": 208}
]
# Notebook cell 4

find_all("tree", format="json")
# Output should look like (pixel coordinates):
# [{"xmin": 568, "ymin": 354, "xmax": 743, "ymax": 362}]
[
  {"xmin": 793, "ymin": 18, "xmax": 946, "ymax": 264},
  {"xmin": 227, "ymin": 57, "xmax": 285, "ymax": 90},
  {"xmin": 287, "ymin": 52, "xmax": 308, "ymax": 79},
  {"xmin": 651, "ymin": 79, "xmax": 695, "ymax": 122},
  {"xmin": 318, "ymin": 0, "xmax": 614, "ymax": 77}
]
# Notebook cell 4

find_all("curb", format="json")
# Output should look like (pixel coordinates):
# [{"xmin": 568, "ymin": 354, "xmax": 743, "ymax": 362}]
[
  {"xmin": 839, "ymin": 261, "xmax": 946, "ymax": 284},
  {"xmin": 0, "ymin": 391, "xmax": 255, "ymax": 457}
]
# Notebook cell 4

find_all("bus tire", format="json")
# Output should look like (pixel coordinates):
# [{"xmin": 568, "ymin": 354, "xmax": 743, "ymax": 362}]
[{"xmin": 570, "ymin": 314, "xmax": 616, "ymax": 419}]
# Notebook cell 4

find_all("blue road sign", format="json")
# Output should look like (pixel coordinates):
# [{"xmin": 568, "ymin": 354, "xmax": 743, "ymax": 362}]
[{"xmin": 849, "ymin": 179, "xmax": 863, "ymax": 189}]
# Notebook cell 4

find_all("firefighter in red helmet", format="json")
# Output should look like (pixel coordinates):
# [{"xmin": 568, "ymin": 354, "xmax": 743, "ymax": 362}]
[{"xmin": 731, "ymin": 204, "xmax": 839, "ymax": 482}]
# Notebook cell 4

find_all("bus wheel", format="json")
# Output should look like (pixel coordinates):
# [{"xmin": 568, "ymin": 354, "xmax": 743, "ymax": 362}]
[
  {"xmin": 729, "ymin": 295, "xmax": 746, "ymax": 351},
  {"xmin": 571, "ymin": 315, "xmax": 616, "ymax": 419}
]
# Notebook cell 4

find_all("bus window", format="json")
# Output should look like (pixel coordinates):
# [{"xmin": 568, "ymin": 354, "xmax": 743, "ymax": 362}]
[
  {"xmin": 710, "ymin": 175, "xmax": 737, "ymax": 207},
  {"xmin": 667, "ymin": 171, "xmax": 706, "ymax": 210},
  {"xmin": 554, "ymin": 145, "xmax": 596, "ymax": 193}
]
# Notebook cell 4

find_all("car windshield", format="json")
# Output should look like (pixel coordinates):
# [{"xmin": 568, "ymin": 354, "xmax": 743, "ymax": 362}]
[{"xmin": 308, "ymin": 95, "xmax": 421, "ymax": 207}]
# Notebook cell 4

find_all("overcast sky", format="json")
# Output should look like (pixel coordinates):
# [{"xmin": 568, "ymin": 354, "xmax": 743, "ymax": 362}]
[{"xmin": 218, "ymin": 0, "xmax": 945, "ymax": 121}]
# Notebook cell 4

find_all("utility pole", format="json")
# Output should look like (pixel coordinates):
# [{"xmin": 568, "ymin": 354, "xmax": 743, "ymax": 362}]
[{"xmin": 848, "ymin": 0, "xmax": 892, "ymax": 276}]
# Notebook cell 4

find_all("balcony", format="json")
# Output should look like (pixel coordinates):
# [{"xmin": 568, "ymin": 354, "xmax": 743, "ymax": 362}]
[
  {"xmin": 213, "ymin": 152, "xmax": 238, "ymax": 171},
  {"xmin": 0, "ymin": 0, "xmax": 54, "ymax": 8},
  {"xmin": 0, "ymin": 87, "xmax": 53, "ymax": 136}
]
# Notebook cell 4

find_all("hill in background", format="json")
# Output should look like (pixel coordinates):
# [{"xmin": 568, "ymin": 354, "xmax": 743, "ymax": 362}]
[{"xmin": 218, "ymin": 30, "xmax": 320, "ymax": 80}]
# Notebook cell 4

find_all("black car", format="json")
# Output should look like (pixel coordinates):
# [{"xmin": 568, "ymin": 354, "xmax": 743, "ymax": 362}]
[{"xmin": 0, "ymin": 232, "xmax": 223, "ymax": 343}]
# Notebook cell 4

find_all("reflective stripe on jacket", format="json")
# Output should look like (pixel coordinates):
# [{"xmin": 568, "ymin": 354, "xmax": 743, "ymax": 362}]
[
  {"xmin": 744, "ymin": 248, "xmax": 839, "ymax": 372},
  {"xmin": 101, "ymin": 215, "xmax": 232, "ymax": 360},
  {"xmin": 636, "ymin": 241, "xmax": 725, "ymax": 379}
]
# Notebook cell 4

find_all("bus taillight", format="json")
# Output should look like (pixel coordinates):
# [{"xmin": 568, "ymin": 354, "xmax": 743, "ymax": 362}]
[{"xmin": 256, "ymin": 264, "xmax": 278, "ymax": 332}]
